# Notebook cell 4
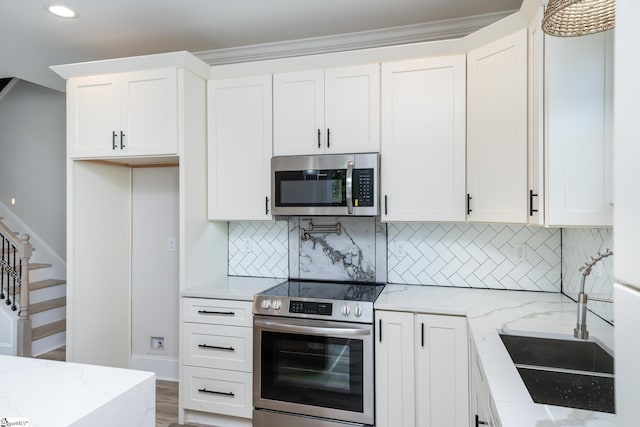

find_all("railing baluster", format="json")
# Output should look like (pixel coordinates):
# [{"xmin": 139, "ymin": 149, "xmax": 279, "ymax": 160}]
[{"xmin": 0, "ymin": 219, "xmax": 33, "ymax": 356}]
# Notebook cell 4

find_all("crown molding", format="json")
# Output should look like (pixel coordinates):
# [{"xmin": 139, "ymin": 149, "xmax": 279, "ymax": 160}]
[{"xmin": 195, "ymin": 10, "xmax": 516, "ymax": 66}]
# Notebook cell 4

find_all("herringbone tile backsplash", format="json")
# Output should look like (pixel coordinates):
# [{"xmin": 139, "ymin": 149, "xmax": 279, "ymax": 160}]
[
  {"xmin": 562, "ymin": 227, "xmax": 613, "ymax": 323},
  {"xmin": 387, "ymin": 223, "xmax": 562, "ymax": 291},
  {"xmin": 227, "ymin": 221, "xmax": 613, "ymax": 321},
  {"xmin": 228, "ymin": 221, "xmax": 289, "ymax": 278}
]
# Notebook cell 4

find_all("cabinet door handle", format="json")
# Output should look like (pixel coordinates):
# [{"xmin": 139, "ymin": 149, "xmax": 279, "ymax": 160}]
[
  {"xmin": 421, "ymin": 323, "xmax": 424, "ymax": 347},
  {"xmin": 475, "ymin": 415, "xmax": 488, "ymax": 426},
  {"xmin": 317, "ymin": 129, "xmax": 321, "ymax": 148},
  {"xmin": 198, "ymin": 344, "xmax": 235, "ymax": 351},
  {"xmin": 467, "ymin": 194, "xmax": 472, "ymax": 215},
  {"xmin": 120, "ymin": 131, "xmax": 125, "ymax": 149},
  {"xmin": 265, "ymin": 196, "xmax": 269, "ymax": 215},
  {"xmin": 529, "ymin": 190, "xmax": 538, "ymax": 216},
  {"xmin": 112, "ymin": 131, "xmax": 117, "ymax": 150},
  {"xmin": 379, "ymin": 319, "xmax": 382, "ymax": 342},
  {"xmin": 384, "ymin": 195, "xmax": 388, "ymax": 216},
  {"xmin": 197, "ymin": 310, "xmax": 235, "ymax": 316},
  {"xmin": 327, "ymin": 128, "xmax": 331, "ymax": 148},
  {"xmin": 198, "ymin": 388, "xmax": 235, "ymax": 397}
]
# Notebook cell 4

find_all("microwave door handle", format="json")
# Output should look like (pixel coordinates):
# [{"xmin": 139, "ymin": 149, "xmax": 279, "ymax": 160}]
[
  {"xmin": 255, "ymin": 319, "xmax": 371, "ymax": 337},
  {"xmin": 346, "ymin": 160, "xmax": 354, "ymax": 214}
]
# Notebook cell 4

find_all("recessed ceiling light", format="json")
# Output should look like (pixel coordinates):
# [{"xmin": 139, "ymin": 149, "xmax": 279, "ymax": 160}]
[{"xmin": 47, "ymin": 4, "xmax": 78, "ymax": 18}]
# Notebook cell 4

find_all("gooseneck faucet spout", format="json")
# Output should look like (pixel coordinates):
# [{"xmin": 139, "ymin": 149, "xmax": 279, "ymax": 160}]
[{"xmin": 574, "ymin": 249, "xmax": 613, "ymax": 340}]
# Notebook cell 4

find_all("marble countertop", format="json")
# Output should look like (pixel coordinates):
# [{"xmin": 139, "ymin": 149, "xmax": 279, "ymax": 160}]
[
  {"xmin": 0, "ymin": 355, "xmax": 155, "ymax": 427},
  {"xmin": 376, "ymin": 285, "xmax": 615, "ymax": 427},
  {"xmin": 182, "ymin": 275, "xmax": 286, "ymax": 301}
]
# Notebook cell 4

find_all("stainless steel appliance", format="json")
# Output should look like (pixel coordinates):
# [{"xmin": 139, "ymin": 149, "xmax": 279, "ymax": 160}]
[
  {"xmin": 253, "ymin": 280, "xmax": 385, "ymax": 427},
  {"xmin": 271, "ymin": 153, "xmax": 380, "ymax": 216}
]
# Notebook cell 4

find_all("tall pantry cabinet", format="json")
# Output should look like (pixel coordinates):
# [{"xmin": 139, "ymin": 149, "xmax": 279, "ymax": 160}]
[{"xmin": 52, "ymin": 52, "xmax": 228, "ymax": 368}]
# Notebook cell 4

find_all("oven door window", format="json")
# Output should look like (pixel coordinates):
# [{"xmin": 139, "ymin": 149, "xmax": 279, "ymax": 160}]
[
  {"xmin": 274, "ymin": 169, "xmax": 346, "ymax": 207},
  {"xmin": 260, "ymin": 331, "xmax": 363, "ymax": 413}
]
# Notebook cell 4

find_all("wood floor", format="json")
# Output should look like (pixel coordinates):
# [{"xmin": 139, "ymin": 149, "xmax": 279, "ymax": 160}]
[{"xmin": 37, "ymin": 347, "xmax": 179, "ymax": 427}]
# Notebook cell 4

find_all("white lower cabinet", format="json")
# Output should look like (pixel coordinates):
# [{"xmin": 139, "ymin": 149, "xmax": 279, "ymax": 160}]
[
  {"xmin": 375, "ymin": 310, "xmax": 468, "ymax": 427},
  {"xmin": 181, "ymin": 298, "xmax": 254, "ymax": 421},
  {"xmin": 469, "ymin": 335, "xmax": 498, "ymax": 427}
]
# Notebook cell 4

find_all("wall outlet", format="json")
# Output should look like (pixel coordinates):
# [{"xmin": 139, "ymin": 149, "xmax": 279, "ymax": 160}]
[
  {"xmin": 167, "ymin": 237, "xmax": 176, "ymax": 252},
  {"xmin": 150, "ymin": 336, "xmax": 165, "ymax": 352},
  {"xmin": 513, "ymin": 244, "xmax": 527, "ymax": 263},
  {"xmin": 242, "ymin": 238, "xmax": 253, "ymax": 253},
  {"xmin": 395, "ymin": 241, "xmax": 407, "ymax": 258}
]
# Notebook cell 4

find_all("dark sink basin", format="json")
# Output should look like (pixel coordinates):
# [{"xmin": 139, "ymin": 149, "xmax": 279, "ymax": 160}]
[
  {"xmin": 499, "ymin": 333, "xmax": 615, "ymax": 414},
  {"xmin": 499, "ymin": 333, "xmax": 613, "ymax": 374}
]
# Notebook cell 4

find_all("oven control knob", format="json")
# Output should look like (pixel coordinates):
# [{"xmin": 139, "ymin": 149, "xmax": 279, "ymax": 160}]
[
  {"xmin": 341, "ymin": 304, "xmax": 351, "ymax": 316},
  {"xmin": 354, "ymin": 305, "xmax": 362, "ymax": 317},
  {"xmin": 272, "ymin": 300, "xmax": 282, "ymax": 311},
  {"xmin": 261, "ymin": 299, "xmax": 272, "ymax": 310}
]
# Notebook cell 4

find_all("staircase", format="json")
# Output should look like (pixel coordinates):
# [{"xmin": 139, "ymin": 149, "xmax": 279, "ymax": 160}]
[{"xmin": 0, "ymin": 218, "xmax": 66, "ymax": 357}]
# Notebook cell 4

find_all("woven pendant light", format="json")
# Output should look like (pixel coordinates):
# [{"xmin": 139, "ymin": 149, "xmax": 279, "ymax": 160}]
[{"xmin": 542, "ymin": 0, "xmax": 615, "ymax": 37}]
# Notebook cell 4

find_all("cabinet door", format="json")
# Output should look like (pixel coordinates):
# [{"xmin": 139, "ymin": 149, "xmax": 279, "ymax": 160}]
[
  {"xmin": 68, "ymin": 73, "xmax": 121, "ymax": 158},
  {"xmin": 273, "ymin": 69, "xmax": 324, "ymax": 156},
  {"xmin": 545, "ymin": 32, "xmax": 613, "ymax": 226},
  {"xmin": 325, "ymin": 64, "xmax": 380, "ymax": 154},
  {"xmin": 121, "ymin": 68, "xmax": 178, "ymax": 156},
  {"xmin": 467, "ymin": 29, "xmax": 528, "ymax": 223},
  {"xmin": 375, "ymin": 311, "xmax": 415, "ymax": 427},
  {"xmin": 381, "ymin": 55, "xmax": 466, "ymax": 221},
  {"xmin": 415, "ymin": 314, "xmax": 468, "ymax": 427},
  {"xmin": 527, "ymin": 7, "xmax": 545, "ymax": 225},
  {"xmin": 207, "ymin": 75, "xmax": 272, "ymax": 220}
]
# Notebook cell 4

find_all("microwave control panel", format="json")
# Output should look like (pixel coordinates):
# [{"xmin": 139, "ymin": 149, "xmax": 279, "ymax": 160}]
[{"xmin": 353, "ymin": 169, "xmax": 374, "ymax": 207}]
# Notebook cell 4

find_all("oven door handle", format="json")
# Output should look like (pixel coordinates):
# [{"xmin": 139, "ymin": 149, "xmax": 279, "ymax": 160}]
[
  {"xmin": 255, "ymin": 319, "xmax": 371, "ymax": 337},
  {"xmin": 346, "ymin": 160, "xmax": 354, "ymax": 215}
]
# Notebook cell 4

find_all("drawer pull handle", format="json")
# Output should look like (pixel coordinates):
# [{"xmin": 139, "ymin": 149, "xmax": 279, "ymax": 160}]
[
  {"xmin": 198, "ymin": 388, "xmax": 235, "ymax": 397},
  {"xmin": 198, "ymin": 344, "xmax": 235, "ymax": 351},
  {"xmin": 475, "ymin": 415, "xmax": 488, "ymax": 426},
  {"xmin": 197, "ymin": 310, "xmax": 235, "ymax": 316}
]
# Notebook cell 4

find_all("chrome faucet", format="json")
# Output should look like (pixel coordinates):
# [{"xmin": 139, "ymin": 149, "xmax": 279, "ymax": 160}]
[{"xmin": 574, "ymin": 249, "xmax": 613, "ymax": 340}]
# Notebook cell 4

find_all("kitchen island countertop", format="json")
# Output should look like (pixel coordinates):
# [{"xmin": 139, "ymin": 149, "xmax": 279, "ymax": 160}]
[{"xmin": 0, "ymin": 355, "xmax": 155, "ymax": 427}]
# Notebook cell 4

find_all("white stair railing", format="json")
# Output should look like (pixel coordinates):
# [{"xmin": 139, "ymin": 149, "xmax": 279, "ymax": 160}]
[{"xmin": 0, "ymin": 218, "xmax": 32, "ymax": 356}]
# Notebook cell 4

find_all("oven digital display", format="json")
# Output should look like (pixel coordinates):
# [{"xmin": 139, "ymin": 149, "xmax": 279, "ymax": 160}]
[{"xmin": 289, "ymin": 301, "xmax": 333, "ymax": 315}]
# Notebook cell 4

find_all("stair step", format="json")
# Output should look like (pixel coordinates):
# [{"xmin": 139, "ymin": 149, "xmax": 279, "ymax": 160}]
[
  {"xmin": 29, "ymin": 263, "xmax": 52, "ymax": 271},
  {"xmin": 32, "ymin": 319, "xmax": 66, "ymax": 341},
  {"xmin": 30, "ymin": 279, "xmax": 66, "ymax": 291},
  {"xmin": 30, "ymin": 297, "xmax": 66, "ymax": 314}
]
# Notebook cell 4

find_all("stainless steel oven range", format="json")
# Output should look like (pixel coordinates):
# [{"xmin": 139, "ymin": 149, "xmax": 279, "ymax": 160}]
[{"xmin": 253, "ymin": 280, "xmax": 385, "ymax": 427}]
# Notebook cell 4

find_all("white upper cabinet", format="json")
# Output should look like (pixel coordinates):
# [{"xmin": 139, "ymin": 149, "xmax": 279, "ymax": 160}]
[
  {"xmin": 545, "ymin": 31, "xmax": 613, "ymax": 227},
  {"xmin": 68, "ymin": 68, "xmax": 178, "ymax": 159},
  {"xmin": 273, "ymin": 64, "xmax": 380, "ymax": 156},
  {"xmin": 381, "ymin": 55, "xmax": 466, "ymax": 222},
  {"xmin": 207, "ymin": 75, "xmax": 273, "ymax": 221},
  {"xmin": 467, "ymin": 29, "xmax": 528, "ymax": 223},
  {"xmin": 527, "ymin": 7, "xmax": 545, "ymax": 226}
]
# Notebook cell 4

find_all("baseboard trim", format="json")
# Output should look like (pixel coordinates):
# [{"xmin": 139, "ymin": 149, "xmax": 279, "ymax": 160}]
[{"xmin": 130, "ymin": 354, "xmax": 179, "ymax": 381}]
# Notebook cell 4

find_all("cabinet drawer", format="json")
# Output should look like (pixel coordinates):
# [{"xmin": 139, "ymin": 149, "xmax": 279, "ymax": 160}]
[
  {"xmin": 183, "ymin": 323, "xmax": 252, "ymax": 371},
  {"xmin": 182, "ymin": 366, "xmax": 252, "ymax": 419},
  {"xmin": 183, "ymin": 298, "xmax": 253, "ymax": 327}
]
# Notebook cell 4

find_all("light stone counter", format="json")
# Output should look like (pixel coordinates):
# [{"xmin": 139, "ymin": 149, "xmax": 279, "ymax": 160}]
[
  {"xmin": 376, "ymin": 284, "xmax": 615, "ymax": 427},
  {"xmin": 0, "ymin": 355, "xmax": 155, "ymax": 427},
  {"xmin": 182, "ymin": 276, "xmax": 286, "ymax": 301}
]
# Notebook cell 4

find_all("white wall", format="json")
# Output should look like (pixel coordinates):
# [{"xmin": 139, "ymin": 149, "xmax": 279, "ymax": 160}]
[
  {"xmin": 131, "ymin": 167, "xmax": 179, "ymax": 380},
  {"xmin": 0, "ymin": 80, "xmax": 66, "ymax": 259}
]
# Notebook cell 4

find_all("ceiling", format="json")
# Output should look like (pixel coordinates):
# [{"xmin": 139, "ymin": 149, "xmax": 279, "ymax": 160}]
[{"xmin": 1, "ymin": 0, "xmax": 522, "ymax": 92}]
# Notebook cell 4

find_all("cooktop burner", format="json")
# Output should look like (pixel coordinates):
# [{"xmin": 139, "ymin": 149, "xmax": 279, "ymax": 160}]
[{"xmin": 254, "ymin": 279, "xmax": 385, "ymax": 324}]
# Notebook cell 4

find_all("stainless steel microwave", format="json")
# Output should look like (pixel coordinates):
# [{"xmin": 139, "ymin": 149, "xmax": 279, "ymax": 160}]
[{"xmin": 271, "ymin": 153, "xmax": 380, "ymax": 216}]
